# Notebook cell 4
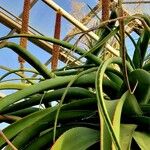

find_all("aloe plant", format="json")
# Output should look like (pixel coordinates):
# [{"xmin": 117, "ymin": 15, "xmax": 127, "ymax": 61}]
[{"xmin": 0, "ymin": 11, "xmax": 150, "ymax": 150}]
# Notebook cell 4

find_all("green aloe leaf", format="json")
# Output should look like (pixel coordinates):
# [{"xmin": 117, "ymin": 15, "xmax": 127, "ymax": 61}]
[
  {"xmin": 120, "ymin": 124, "xmax": 137, "ymax": 150},
  {"xmin": 0, "ymin": 103, "xmax": 93, "ymax": 148},
  {"xmin": 99, "ymin": 92, "xmax": 130, "ymax": 150},
  {"xmin": 133, "ymin": 131, "xmax": 150, "ymax": 150},
  {"xmin": 91, "ymin": 9, "xmax": 118, "ymax": 56},
  {"xmin": 129, "ymin": 69, "xmax": 150, "ymax": 104},
  {"xmin": 51, "ymin": 127, "xmax": 99, "ymax": 150},
  {"xmin": 0, "ymin": 65, "xmax": 34, "ymax": 84},
  {"xmin": 99, "ymin": 100, "xmax": 118, "ymax": 150},
  {"xmin": 0, "ymin": 35, "xmax": 101, "ymax": 65},
  {"xmin": 0, "ymin": 82, "xmax": 30, "ymax": 90},
  {"xmin": 96, "ymin": 57, "xmax": 124, "ymax": 150},
  {"xmin": 5, "ymin": 109, "xmax": 93, "ymax": 150},
  {"xmin": 122, "ymin": 92, "xmax": 143, "ymax": 116},
  {"xmin": 53, "ymin": 67, "xmax": 97, "ymax": 142},
  {"xmin": 0, "ymin": 42, "xmax": 54, "ymax": 78},
  {"xmin": 0, "ymin": 107, "xmax": 57, "ymax": 148},
  {"xmin": 128, "ymin": 116, "xmax": 150, "ymax": 126},
  {"xmin": 8, "ymin": 107, "xmax": 40, "ymax": 117},
  {"xmin": 0, "ymin": 75, "xmax": 74, "ymax": 112},
  {"xmin": 143, "ymin": 61, "xmax": 150, "ymax": 71},
  {"xmin": 111, "ymin": 92, "xmax": 131, "ymax": 148},
  {"xmin": 0, "ymin": 68, "xmax": 38, "ymax": 83},
  {"xmin": 133, "ymin": 28, "xmax": 150, "ymax": 68},
  {"xmin": 24, "ymin": 126, "xmax": 70, "ymax": 150},
  {"xmin": 3, "ymin": 87, "xmax": 95, "ymax": 114},
  {"xmin": 25, "ymin": 125, "xmax": 90, "ymax": 150},
  {"xmin": 106, "ymin": 71, "xmax": 123, "ymax": 86},
  {"xmin": 120, "ymin": 69, "xmax": 150, "ymax": 104},
  {"xmin": 140, "ymin": 104, "xmax": 150, "ymax": 115}
]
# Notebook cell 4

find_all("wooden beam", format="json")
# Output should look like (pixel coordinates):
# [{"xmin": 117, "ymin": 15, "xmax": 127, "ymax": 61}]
[
  {"xmin": 0, "ymin": 7, "xmax": 81, "ymax": 65},
  {"xmin": 43, "ymin": 0, "xmax": 119, "ymax": 56}
]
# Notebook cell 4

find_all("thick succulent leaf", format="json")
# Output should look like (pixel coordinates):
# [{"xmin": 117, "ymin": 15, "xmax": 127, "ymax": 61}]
[
  {"xmin": 8, "ymin": 98, "xmax": 97, "ymax": 118},
  {"xmin": 0, "ymin": 99, "xmax": 95, "ymax": 149},
  {"xmin": 0, "ymin": 65, "xmax": 35, "ymax": 84},
  {"xmin": 0, "ymin": 42, "xmax": 54, "ymax": 78},
  {"xmin": 122, "ymin": 92, "xmax": 143, "ymax": 116},
  {"xmin": 24, "ymin": 126, "xmax": 78, "ymax": 150},
  {"xmin": 96, "ymin": 57, "xmax": 130, "ymax": 150},
  {"xmin": 0, "ymin": 68, "xmax": 38, "ymax": 81},
  {"xmin": 120, "ymin": 124, "xmax": 137, "ymax": 150},
  {"xmin": 99, "ymin": 91, "xmax": 130, "ymax": 150},
  {"xmin": 5, "ymin": 109, "xmax": 93, "ymax": 150},
  {"xmin": 0, "ymin": 82, "xmax": 30, "ymax": 90},
  {"xmin": 92, "ymin": 10, "xmax": 118, "ymax": 56},
  {"xmin": 133, "ymin": 28, "xmax": 150, "ymax": 68},
  {"xmin": 51, "ymin": 127, "xmax": 99, "ymax": 150},
  {"xmin": 120, "ymin": 69, "xmax": 150, "ymax": 104},
  {"xmin": 4, "ymin": 87, "xmax": 95, "ymax": 114},
  {"xmin": 99, "ymin": 100, "xmax": 118, "ymax": 150},
  {"xmin": 8, "ymin": 107, "xmax": 40, "ymax": 117},
  {"xmin": 140, "ymin": 104, "xmax": 150, "ymax": 116},
  {"xmin": 111, "ymin": 92, "xmax": 132, "ymax": 148},
  {"xmin": 106, "ymin": 71, "xmax": 123, "ymax": 87},
  {"xmin": 0, "ymin": 107, "xmax": 57, "ymax": 148},
  {"xmin": 140, "ymin": 14, "xmax": 150, "ymax": 26},
  {"xmin": 129, "ymin": 69, "xmax": 150, "ymax": 104},
  {"xmin": 96, "ymin": 57, "xmax": 134, "ymax": 150},
  {"xmin": 133, "ymin": 131, "xmax": 150, "ymax": 150},
  {"xmin": 0, "ymin": 35, "xmax": 101, "ymax": 65},
  {"xmin": 103, "ymin": 72, "xmax": 123, "ymax": 99},
  {"xmin": 0, "ymin": 75, "xmax": 74, "ymax": 112}
]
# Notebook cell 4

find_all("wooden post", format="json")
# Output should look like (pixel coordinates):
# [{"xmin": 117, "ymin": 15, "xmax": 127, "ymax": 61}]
[
  {"xmin": 18, "ymin": 0, "xmax": 30, "ymax": 70},
  {"xmin": 51, "ymin": 10, "xmax": 62, "ymax": 70}
]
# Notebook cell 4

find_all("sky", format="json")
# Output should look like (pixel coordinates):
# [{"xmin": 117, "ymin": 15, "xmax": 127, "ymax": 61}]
[{"xmin": 0, "ymin": 0, "xmax": 98, "ymax": 70}]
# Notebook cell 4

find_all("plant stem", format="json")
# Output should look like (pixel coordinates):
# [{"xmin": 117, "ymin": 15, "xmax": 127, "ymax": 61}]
[
  {"xmin": 118, "ymin": 0, "xmax": 131, "ymax": 93},
  {"xmin": 0, "ymin": 130, "xmax": 18, "ymax": 150}
]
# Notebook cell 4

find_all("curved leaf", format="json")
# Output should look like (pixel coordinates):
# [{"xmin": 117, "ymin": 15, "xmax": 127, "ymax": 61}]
[
  {"xmin": 120, "ymin": 124, "xmax": 137, "ymax": 150},
  {"xmin": 0, "ymin": 68, "xmax": 38, "ymax": 83},
  {"xmin": 51, "ymin": 127, "xmax": 99, "ymax": 150},
  {"xmin": 133, "ymin": 131, "xmax": 150, "ymax": 150},
  {"xmin": 0, "ymin": 35, "xmax": 101, "ymax": 65},
  {"xmin": 3, "ymin": 87, "xmax": 95, "ymax": 114},
  {"xmin": 0, "ymin": 82, "xmax": 30, "ymax": 90},
  {"xmin": 129, "ymin": 69, "xmax": 150, "ymax": 104},
  {"xmin": 0, "ymin": 65, "xmax": 34, "ymax": 84},
  {"xmin": 0, "ymin": 42, "xmax": 54, "ymax": 78},
  {"xmin": 133, "ymin": 29, "xmax": 150, "ymax": 68},
  {"xmin": 5, "ymin": 110, "xmax": 93, "ymax": 150},
  {"xmin": 0, "ymin": 75, "xmax": 74, "ymax": 112},
  {"xmin": 96, "ymin": 57, "xmax": 123, "ymax": 150},
  {"xmin": 122, "ymin": 92, "xmax": 143, "ymax": 116}
]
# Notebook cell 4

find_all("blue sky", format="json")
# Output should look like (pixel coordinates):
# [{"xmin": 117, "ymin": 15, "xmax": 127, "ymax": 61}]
[{"xmin": 0, "ymin": 0, "xmax": 98, "ymax": 70}]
